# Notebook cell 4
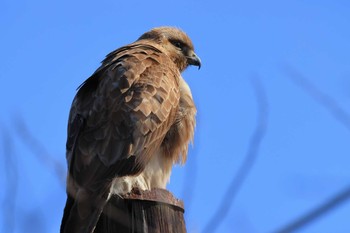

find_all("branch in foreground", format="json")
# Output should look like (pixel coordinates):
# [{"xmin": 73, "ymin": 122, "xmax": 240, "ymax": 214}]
[
  {"xmin": 274, "ymin": 66, "xmax": 350, "ymax": 232},
  {"xmin": 13, "ymin": 116, "xmax": 66, "ymax": 186},
  {"xmin": 272, "ymin": 185, "xmax": 350, "ymax": 233},
  {"xmin": 203, "ymin": 77, "xmax": 269, "ymax": 233},
  {"xmin": 283, "ymin": 65, "xmax": 350, "ymax": 131},
  {"xmin": 1, "ymin": 128, "xmax": 18, "ymax": 233}
]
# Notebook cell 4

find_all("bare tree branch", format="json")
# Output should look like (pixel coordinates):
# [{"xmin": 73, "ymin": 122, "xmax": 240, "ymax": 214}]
[
  {"xmin": 271, "ymin": 66, "xmax": 350, "ymax": 232},
  {"xmin": 283, "ymin": 65, "xmax": 350, "ymax": 131},
  {"xmin": 272, "ymin": 185, "xmax": 350, "ymax": 233},
  {"xmin": 1, "ymin": 128, "xmax": 18, "ymax": 233},
  {"xmin": 203, "ymin": 77, "xmax": 269, "ymax": 233},
  {"xmin": 12, "ymin": 116, "xmax": 66, "ymax": 186}
]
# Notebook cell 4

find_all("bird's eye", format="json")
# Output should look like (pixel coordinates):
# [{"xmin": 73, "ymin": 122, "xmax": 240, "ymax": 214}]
[{"xmin": 170, "ymin": 40, "xmax": 184, "ymax": 50}]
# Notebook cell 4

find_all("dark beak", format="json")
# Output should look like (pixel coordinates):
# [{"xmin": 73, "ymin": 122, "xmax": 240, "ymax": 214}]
[{"xmin": 187, "ymin": 52, "xmax": 201, "ymax": 69}]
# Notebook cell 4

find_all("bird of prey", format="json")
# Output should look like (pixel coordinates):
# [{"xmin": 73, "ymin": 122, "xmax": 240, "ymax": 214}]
[{"xmin": 60, "ymin": 26, "xmax": 201, "ymax": 233}]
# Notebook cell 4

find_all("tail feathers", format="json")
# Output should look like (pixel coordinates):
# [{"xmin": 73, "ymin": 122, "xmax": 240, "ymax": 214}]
[
  {"xmin": 60, "ymin": 194, "xmax": 74, "ymax": 233},
  {"xmin": 60, "ymin": 194, "xmax": 108, "ymax": 233}
]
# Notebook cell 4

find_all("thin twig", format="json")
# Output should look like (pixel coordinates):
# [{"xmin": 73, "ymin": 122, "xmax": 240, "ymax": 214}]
[
  {"xmin": 12, "ymin": 115, "xmax": 66, "ymax": 186},
  {"xmin": 272, "ymin": 66, "xmax": 350, "ymax": 232},
  {"xmin": 203, "ymin": 77, "xmax": 269, "ymax": 233},
  {"xmin": 1, "ymin": 128, "xmax": 18, "ymax": 233},
  {"xmin": 272, "ymin": 185, "xmax": 350, "ymax": 233},
  {"xmin": 283, "ymin": 65, "xmax": 350, "ymax": 131}
]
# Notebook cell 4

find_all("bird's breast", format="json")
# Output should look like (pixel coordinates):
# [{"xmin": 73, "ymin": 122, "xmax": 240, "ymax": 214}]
[{"xmin": 109, "ymin": 149, "xmax": 173, "ymax": 195}]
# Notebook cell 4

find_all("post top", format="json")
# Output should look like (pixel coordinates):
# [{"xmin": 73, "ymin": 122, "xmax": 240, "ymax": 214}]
[{"xmin": 121, "ymin": 188, "xmax": 185, "ymax": 212}]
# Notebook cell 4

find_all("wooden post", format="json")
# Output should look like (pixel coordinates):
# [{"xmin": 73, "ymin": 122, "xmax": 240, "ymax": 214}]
[{"xmin": 94, "ymin": 188, "xmax": 186, "ymax": 233}]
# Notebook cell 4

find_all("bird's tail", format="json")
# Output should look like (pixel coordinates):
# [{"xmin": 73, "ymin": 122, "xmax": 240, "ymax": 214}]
[{"xmin": 60, "ymin": 191, "xmax": 108, "ymax": 233}]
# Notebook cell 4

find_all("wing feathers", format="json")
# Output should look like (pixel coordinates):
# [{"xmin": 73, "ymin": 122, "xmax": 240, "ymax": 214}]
[{"xmin": 67, "ymin": 42, "xmax": 180, "ymax": 183}]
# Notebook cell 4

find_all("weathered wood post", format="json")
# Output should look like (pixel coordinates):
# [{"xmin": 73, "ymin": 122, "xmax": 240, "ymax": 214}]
[{"xmin": 94, "ymin": 188, "xmax": 186, "ymax": 233}]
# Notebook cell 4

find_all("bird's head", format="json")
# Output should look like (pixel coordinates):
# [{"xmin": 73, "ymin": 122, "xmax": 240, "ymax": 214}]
[{"xmin": 138, "ymin": 26, "xmax": 201, "ymax": 72}]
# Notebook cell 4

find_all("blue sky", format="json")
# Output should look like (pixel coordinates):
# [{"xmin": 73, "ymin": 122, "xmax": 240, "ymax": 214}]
[{"xmin": 1, "ymin": 0, "xmax": 350, "ymax": 232}]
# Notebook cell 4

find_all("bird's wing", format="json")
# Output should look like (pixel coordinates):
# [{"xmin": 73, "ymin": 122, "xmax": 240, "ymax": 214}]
[{"xmin": 61, "ymin": 44, "xmax": 180, "ymax": 233}]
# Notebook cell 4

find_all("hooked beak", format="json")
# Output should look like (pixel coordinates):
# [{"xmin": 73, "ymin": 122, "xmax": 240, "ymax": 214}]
[{"xmin": 187, "ymin": 52, "xmax": 201, "ymax": 69}]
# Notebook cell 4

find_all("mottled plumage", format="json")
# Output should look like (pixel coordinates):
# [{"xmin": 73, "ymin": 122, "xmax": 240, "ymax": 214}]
[{"xmin": 61, "ymin": 27, "xmax": 200, "ymax": 233}]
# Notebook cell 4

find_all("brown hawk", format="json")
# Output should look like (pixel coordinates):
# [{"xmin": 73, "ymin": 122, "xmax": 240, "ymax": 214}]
[{"xmin": 60, "ymin": 26, "xmax": 201, "ymax": 233}]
